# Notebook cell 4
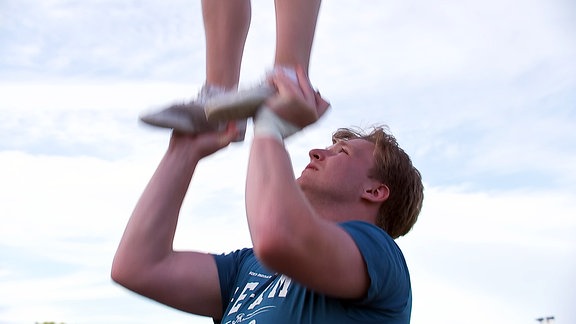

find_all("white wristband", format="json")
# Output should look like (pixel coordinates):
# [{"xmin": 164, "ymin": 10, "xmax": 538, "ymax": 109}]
[{"xmin": 253, "ymin": 106, "xmax": 300, "ymax": 142}]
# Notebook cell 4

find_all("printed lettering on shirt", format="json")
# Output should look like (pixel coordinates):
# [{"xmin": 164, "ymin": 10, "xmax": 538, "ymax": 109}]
[
  {"xmin": 248, "ymin": 274, "xmax": 291, "ymax": 310},
  {"xmin": 267, "ymin": 274, "xmax": 291, "ymax": 298},
  {"xmin": 229, "ymin": 282, "xmax": 259, "ymax": 314},
  {"xmin": 226, "ymin": 272, "xmax": 292, "ymax": 321}
]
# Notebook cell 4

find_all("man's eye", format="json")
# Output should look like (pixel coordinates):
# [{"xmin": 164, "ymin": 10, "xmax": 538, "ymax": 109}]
[{"xmin": 340, "ymin": 148, "xmax": 349, "ymax": 155}]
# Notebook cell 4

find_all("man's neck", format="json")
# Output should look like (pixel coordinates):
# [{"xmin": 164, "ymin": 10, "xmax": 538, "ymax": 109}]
[{"xmin": 306, "ymin": 194, "xmax": 377, "ymax": 225}]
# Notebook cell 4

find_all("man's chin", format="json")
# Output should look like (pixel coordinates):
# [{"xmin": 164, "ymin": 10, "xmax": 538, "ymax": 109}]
[{"xmin": 296, "ymin": 176, "xmax": 311, "ymax": 189}]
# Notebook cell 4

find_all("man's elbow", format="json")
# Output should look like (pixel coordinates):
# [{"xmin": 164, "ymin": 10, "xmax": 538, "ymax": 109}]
[
  {"xmin": 252, "ymin": 227, "xmax": 294, "ymax": 272},
  {"xmin": 110, "ymin": 256, "xmax": 126, "ymax": 285},
  {"xmin": 110, "ymin": 254, "xmax": 137, "ymax": 289}
]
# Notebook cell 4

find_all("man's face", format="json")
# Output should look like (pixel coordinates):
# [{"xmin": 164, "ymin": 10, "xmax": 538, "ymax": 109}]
[{"xmin": 297, "ymin": 138, "xmax": 376, "ymax": 200}]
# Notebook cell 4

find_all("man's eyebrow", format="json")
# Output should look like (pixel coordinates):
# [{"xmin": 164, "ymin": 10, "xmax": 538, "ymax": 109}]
[{"xmin": 326, "ymin": 140, "xmax": 352, "ymax": 150}]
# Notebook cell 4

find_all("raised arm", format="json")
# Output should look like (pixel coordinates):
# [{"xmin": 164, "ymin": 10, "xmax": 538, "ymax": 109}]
[
  {"xmin": 111, "ymin": 127, "xmax": 237, "ymax": 317},
  {"xmin": 245, "ymin": 68, "xmax": 370, "ymax": 299}
]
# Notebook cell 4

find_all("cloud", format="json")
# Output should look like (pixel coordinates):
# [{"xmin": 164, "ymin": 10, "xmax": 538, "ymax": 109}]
[
  {"xmin": 0, "ymin": 0, "xmax": 205, "ymax": 81},
  {"xmin": 400, "ymin": 186, "xmax": 576, "ymax": 324}
]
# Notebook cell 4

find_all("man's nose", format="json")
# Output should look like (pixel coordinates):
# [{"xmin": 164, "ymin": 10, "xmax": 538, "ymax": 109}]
[{"xmin": 309, "ymin": 148, "xmax": 326, "ymax": 160}]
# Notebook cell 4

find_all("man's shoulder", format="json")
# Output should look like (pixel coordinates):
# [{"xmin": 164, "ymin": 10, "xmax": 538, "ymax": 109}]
[{"xmin": 339, "ymin": 221, "xmax": 396, "ymax": 245}]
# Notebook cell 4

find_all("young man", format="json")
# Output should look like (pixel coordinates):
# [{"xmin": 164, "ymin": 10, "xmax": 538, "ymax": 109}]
[{"xmin": 112, "ymin": 68, "xmax": 424, "ymax": 323}]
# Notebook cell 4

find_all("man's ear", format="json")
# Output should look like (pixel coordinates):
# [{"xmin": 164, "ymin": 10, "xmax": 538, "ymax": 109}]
[{"xmin": 362, "ymin": 183, "xmax": 390, "ymax": 203}]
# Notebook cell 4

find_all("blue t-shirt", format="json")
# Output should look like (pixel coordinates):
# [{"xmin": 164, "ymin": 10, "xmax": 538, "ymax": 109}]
[{"xmin": 213, "ymin": 221, "xmax": 411, "ymax": 324}]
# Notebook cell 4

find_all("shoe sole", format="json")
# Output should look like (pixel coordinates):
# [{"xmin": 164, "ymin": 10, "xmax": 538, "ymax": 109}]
[
  {"xmin": 140, "ymin": 104, "xmax": 247, "ymax": 142},
  {"xmin": 205, "ymin": 86, "xmax": 275, "ymax": 122},
  {"xmin": 140, "ymin": 103, "xmax": 224, "ymax": 134}
]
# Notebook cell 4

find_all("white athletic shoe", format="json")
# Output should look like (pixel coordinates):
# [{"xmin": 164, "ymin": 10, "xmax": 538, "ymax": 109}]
[
  {"xmin": 140, "ymin": 101, "xmax": 225, "ymax": 133},
  {"xmin": 205, "ymin": 67, "xmax": 300, "ymax": 123},
  {"xmin": 204, "ymin": 83, "xmax": 275, "ymax": 123},
  {"xmin": 139, "ymin": 86, "xmax": 247, "ymax": 142}
]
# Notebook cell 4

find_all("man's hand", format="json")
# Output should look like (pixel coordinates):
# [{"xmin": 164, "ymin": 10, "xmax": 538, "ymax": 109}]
[
  {"xmin": 168, "ymin": 122, "xmax": 239, "ymax": 159},
  {"xmin": 264, "ymin": 66, "xmax": 330, "ymax": 130}
]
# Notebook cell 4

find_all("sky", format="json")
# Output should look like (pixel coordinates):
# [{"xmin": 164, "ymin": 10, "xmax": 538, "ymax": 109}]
[{"xmin": 1, "ymin": 0, "xmax": 575, "ymax": 323}]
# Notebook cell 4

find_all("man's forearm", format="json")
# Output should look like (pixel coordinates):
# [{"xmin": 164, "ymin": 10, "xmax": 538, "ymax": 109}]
[
  {"xmin": 245, "ymin": 137, "xmax": 316, "ymax": 259},
  {"xmin": 112, "ymin": 146, "xmax": 200, "ymax": 284}
]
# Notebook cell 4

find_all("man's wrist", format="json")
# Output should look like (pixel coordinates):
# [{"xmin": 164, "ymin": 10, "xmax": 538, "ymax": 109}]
[{"xmin": 253, "ymin": 106, "xmax": 300, "ymax": 143}]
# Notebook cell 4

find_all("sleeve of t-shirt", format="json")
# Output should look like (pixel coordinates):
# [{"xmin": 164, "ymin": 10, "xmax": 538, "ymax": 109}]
[
  {"xmin": 212, "ymin": 248, "xmax": 252, "ymax": 317},
  {"xmin": 340, "ymin": 221, "xmax": 411, "ymax": 312}
]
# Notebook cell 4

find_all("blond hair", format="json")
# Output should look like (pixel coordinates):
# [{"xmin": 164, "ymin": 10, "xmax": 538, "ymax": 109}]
[{"xmin": 332, "ymin": 126, "xmax": 423, "ymax": 238}]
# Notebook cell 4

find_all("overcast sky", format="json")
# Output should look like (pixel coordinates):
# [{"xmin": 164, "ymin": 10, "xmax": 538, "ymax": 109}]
[{"xmin": 1, "ymin": 0, "xmax": 575, "ymax": 323}]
